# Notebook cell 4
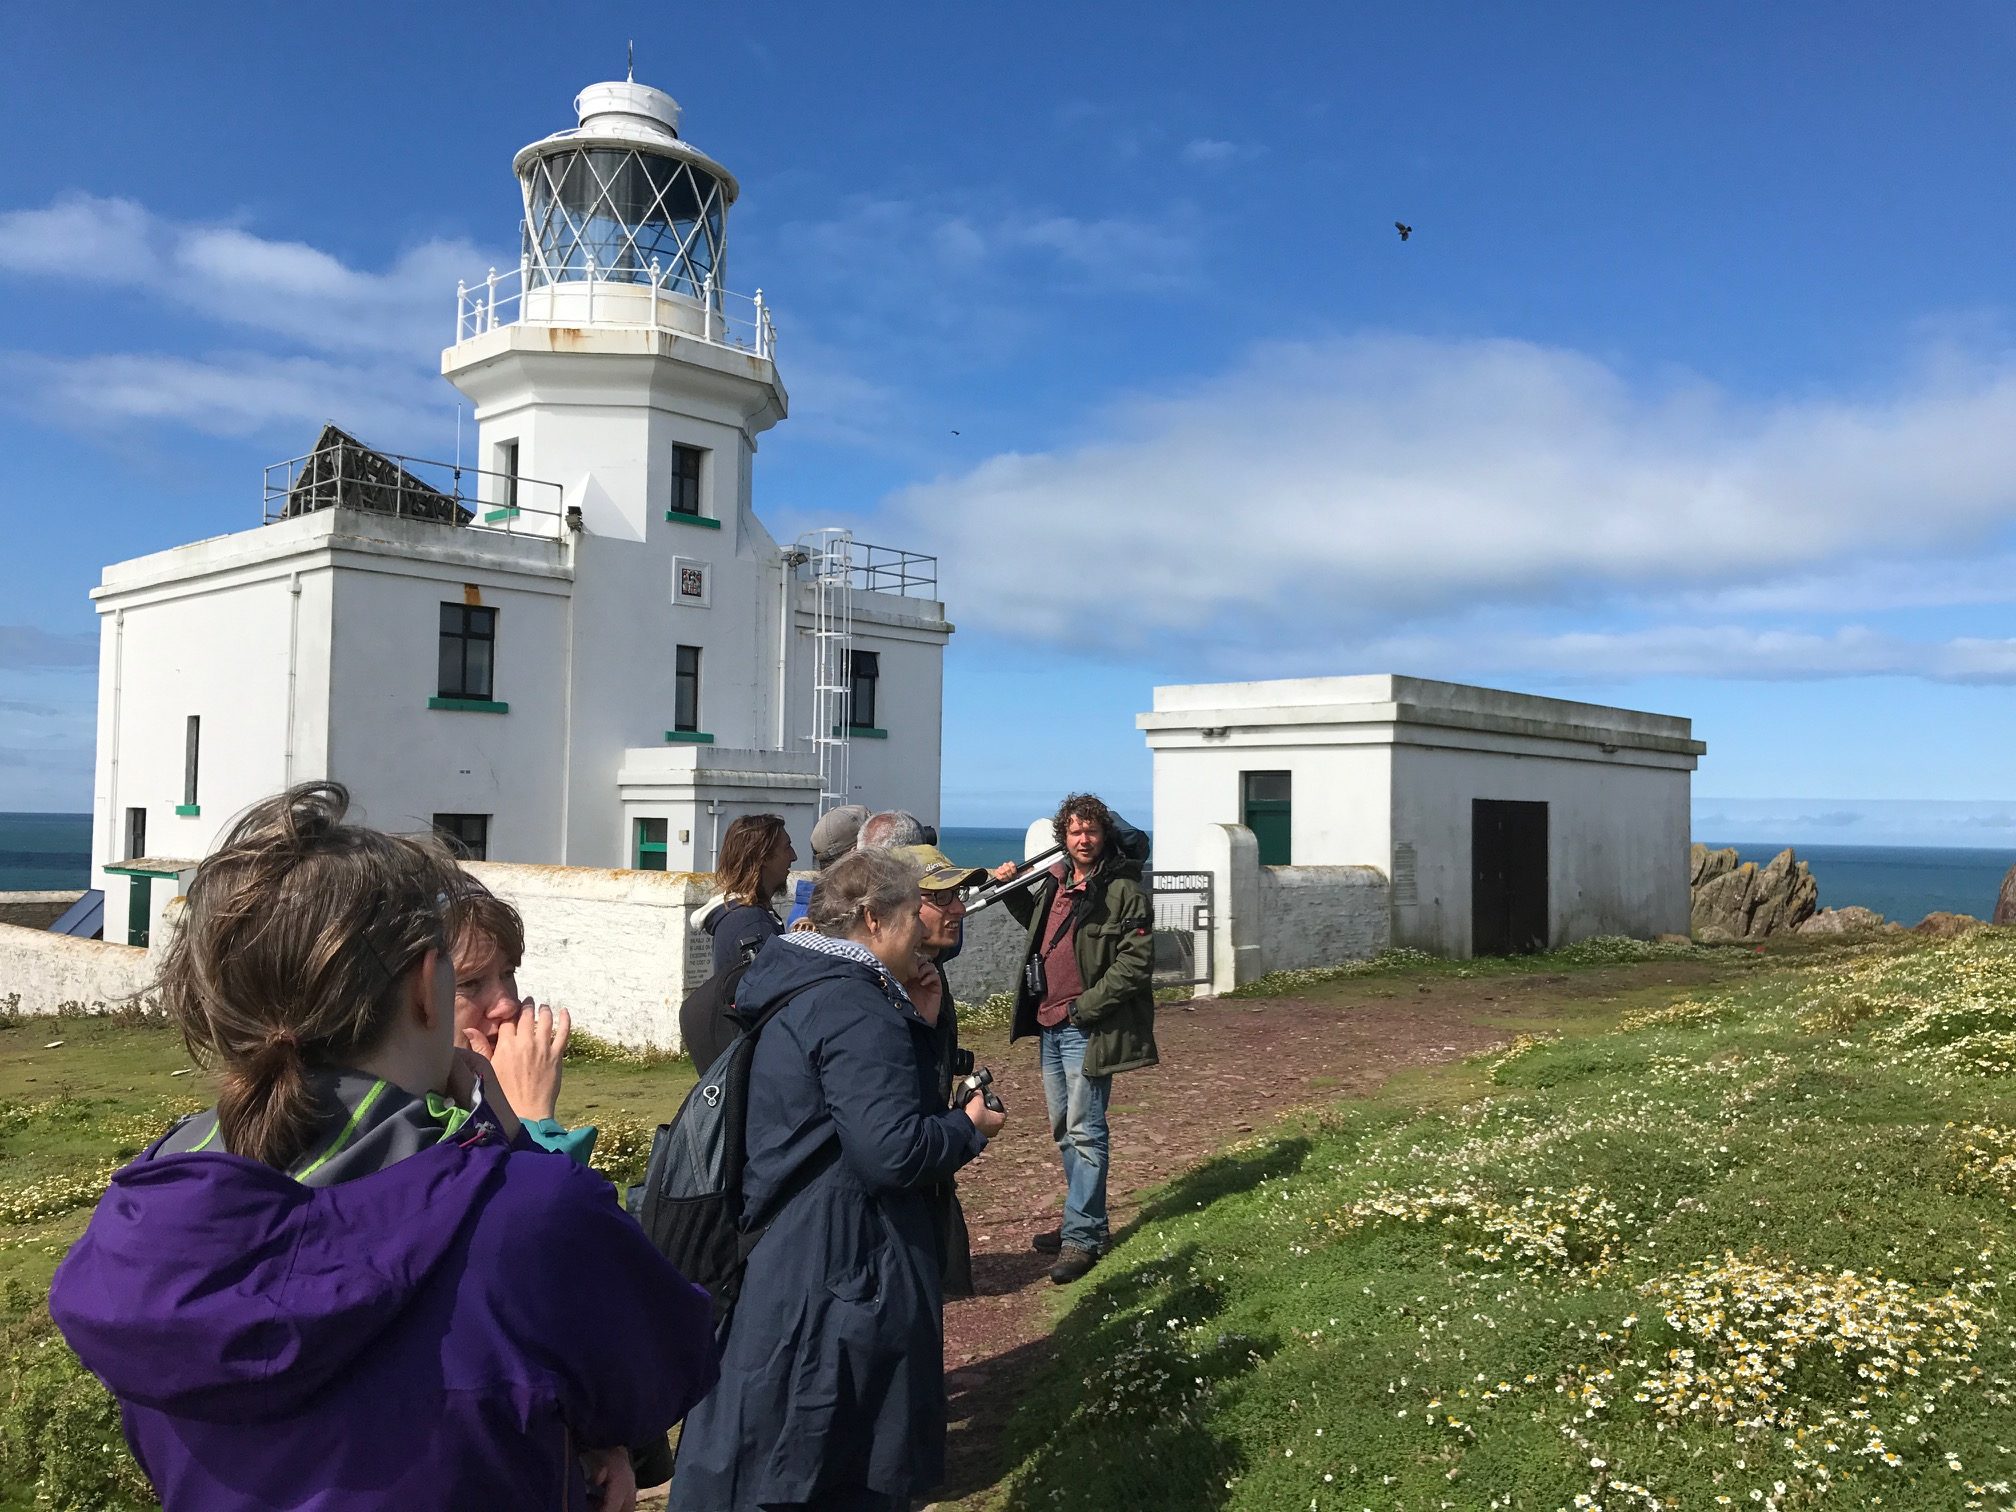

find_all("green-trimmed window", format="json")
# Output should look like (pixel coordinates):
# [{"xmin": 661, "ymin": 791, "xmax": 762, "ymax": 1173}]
[
  {"xmin": 125, "ymin": 806, "xmax": 146, "ymax": 860},
  {"xmin": 497, "ymin": 440, "xmax": 520, "ymax": 512},
  {"xmin": 182, "ymin": 715, "xmax": 200, "ymax": 811},
  {"xmin": 1241, "ymin": 770, "xmax": 1292, "ymax": 866},
  {"xmin": 847, "ymin": 649, "xmax": 879, "ymax": 732},
  {"xmin": 439, "ymin": 603, "xmax": 497, "ymax": 700},
  {"xmin": 635, "ymin": 817, "xmax": 669, "ymax": 871},
  {"xmin": 670, "ymin": 444, "xmax": 703, "ymax": 517},
  {"xmin": 674, "ymin": 645, "xmax": 701, "ymax": 732}
]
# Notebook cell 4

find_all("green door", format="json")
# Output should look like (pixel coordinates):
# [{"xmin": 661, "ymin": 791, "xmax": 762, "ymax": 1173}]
[
  {"xmin": 127, "ymin": 877, "xmax": 152, "ymax": 947},
  {"xmin": 1241, "ymin": 771, "xmax": 1293, "ymax": 866}
]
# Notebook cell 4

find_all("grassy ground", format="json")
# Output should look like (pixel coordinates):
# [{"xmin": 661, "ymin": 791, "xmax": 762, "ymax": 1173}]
[
  {"xmin": 0, "ymin": 1007, "xmax": 695, "ymax": 1511},
  {"xmin": 990, "ymin": 930, "xmax": 2016, "ymax": 1512},
  {"xmin": 5, "ymin": 934, "xmax": 2000, "ymax": 1512}
]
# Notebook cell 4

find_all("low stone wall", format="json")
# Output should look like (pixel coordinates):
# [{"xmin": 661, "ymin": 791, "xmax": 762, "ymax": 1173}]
[
  {"xmin": 1256, "ymin": 865, "xmax": 1392, "ymax": 973},
  {"xmin": 0, "ymin": 892, "xmax": 83, "ymax": 930},
  {"xmin": 941, "ymin": 904, "xmax": 1029, "ymax": 1007},
  {"xmin": 0, "ymin": 922, "xmax": 153, "ymax": 1015}
]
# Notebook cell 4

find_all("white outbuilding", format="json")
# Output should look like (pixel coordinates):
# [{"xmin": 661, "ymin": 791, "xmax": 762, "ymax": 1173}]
[
  {"xmin": 1138, "ymin": 675, "xmax": 1705, "ymax": 958},
  {"xmin": 86, "ymin": 76, "xmax": 949, "ymax": 945}
]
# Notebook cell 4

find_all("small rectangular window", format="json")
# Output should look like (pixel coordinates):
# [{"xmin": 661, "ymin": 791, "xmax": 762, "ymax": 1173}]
[
  {"xmin": 438, "ymin": 603, "xmax": 498, "ymax": 700},
  {"xmin": 635, "ymin": 816, "xmax": 669, "ymax": 872},
  {"xmin": 497, "ymin": 440, "xmax": 520, "ymax": 511},
  {"xmin": 670, "ymin": 444, "xmax": 703, "ymax": 516},
  {"xmin": 125, "ymin": 806, "xmax": 146, "ymax": 860},
  {"xmin": 674, "ymin": 645, "xmax": 701, "ymax": 732},
  {"xmin": 847, "ymin": 649, "xmax": 880, "ymax": 730},
  {"xmin": 183, "ymin": 715, "xmax": 200, "ymax": 807},
  {"xmin": 432, "ymin": 813, "xmax": 490, "ymax": 862}
]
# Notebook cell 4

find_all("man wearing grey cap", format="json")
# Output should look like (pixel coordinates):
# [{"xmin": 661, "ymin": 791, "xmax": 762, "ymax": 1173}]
[{"xmin": 809, "ymin": 804, "xmax": 870, "ymax": 869}]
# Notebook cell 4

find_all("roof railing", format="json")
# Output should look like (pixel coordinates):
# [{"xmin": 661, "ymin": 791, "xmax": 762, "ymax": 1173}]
[
  {"xmin": 262, "ymin": 435, "xmax": 567, "ymax": 540},
  {"xmin": 792, "ymin": 538, "xmax": 938, "ymax": 599}
]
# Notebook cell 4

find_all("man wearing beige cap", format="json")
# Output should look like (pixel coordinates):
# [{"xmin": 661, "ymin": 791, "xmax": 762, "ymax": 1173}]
[
  {"xmin": 894, "ymin": 843, "xmax": 990, "ymax": 1298},
  {"xmin": 809, "ymin": 804, "xmax": 870, "ymax": 869}
]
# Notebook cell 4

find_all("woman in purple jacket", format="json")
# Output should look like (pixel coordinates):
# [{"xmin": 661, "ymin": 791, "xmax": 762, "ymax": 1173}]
[{"xmin": 50, "ymin": 783, "xmax": 718, "ymax": 1512}]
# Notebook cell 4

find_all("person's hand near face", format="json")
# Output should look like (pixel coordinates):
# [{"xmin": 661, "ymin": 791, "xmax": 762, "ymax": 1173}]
[
  {"xmin": 452, "ymin": 930, "xmax": 523, "ymax": 1058},
  {"xmin": 481, "ymin": 1000, "xmax": 570, "ymax": 1124}
]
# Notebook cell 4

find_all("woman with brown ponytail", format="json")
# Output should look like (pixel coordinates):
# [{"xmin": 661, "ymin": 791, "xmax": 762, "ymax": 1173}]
[{"xmin": 48, "ymin": 783, "xmax": 719, "ymax": 1512}]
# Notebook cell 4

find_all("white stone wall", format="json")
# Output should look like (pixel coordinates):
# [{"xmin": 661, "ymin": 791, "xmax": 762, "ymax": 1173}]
[
  {"xmin": 0, "ymin": 924, "xmax": 153, "ymax": 1015},
  {"xmin": 1256, "ymin": 866, "xmax": 1392, "ymax": 972},
  {"xmin": 464, "ymin": 859, "xmax": 712, "ymax": 1050},
  {"xmin": 1389, "ymin": 746, "xmax": 1690, "ymax": 954}
]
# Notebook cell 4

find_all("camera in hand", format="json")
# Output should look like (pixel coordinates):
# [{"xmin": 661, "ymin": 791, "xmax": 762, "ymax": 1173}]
[{"xmin": 959, "ymin": 1065, "xmax": 1005, "ymax": 1114}]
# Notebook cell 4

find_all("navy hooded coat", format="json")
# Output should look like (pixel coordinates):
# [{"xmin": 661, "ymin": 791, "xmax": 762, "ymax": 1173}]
[{"xmin": 670, "ymin": 932, "xmax": 988, "ymax": 1509}]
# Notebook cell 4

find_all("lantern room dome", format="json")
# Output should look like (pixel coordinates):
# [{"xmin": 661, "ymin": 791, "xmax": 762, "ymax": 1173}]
[{"xmin": 511, "ymin": 79, "xmax": 737, "ymax": 298}]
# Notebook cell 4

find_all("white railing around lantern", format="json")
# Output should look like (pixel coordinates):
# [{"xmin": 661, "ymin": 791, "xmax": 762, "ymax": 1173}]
[{"xmin": 454, "ymin": 257, "xmax": 777, "ymax": 360}]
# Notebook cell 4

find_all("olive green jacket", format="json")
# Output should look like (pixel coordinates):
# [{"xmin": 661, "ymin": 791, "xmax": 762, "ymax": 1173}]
[{"xmin": 1005, "ymin": 858, "xmax": 1159, "ymax": 1077}]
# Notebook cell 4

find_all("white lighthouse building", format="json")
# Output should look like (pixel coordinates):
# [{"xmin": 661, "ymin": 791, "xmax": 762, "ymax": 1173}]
[{"xmin": 86, "ymin": 77, "xmax": 950, "ymax": 946}]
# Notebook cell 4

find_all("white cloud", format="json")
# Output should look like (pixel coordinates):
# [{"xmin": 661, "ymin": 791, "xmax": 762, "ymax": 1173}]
[
  {"xmin": 891, "ymin": 333, "xmax": 2016, "ymax": 672},
  {"xmin": 0, "ymin": 193, "xmax": 497, "ymax": 356},
  {"xmin": 1180, "ymin": 138, "xmax": 1251, "ymax": 166},
  {"xmin": 0, "ymin": 349, "xmax": 442, "ymax": 445},
  {"xmin": 1338, "ymin": 625, "xmax": 2016, "ymax": 684}
]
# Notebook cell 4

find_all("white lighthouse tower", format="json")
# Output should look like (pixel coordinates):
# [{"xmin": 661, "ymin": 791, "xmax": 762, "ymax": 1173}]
[
  {"xmin": 445, "ymin": 77, "xmax": 784, "ymax": 544},
  {"xmin": 84, "ymin": 75, "xmax": 950, "ymax": 945}
]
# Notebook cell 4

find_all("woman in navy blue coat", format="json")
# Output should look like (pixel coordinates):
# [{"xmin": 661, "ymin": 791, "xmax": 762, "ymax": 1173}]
[{"xmin": 672, "ymin": 848, "xmax": 1006, "ymax": 1512}]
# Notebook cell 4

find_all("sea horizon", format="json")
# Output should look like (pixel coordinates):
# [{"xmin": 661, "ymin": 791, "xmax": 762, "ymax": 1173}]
[{"xmin": 5, "ymin": 814, "xmax": 2009, "ymax": 926}]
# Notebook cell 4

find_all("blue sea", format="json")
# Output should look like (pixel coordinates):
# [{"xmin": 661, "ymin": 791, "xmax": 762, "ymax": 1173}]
[
  {"xmin": 4, "ymin": 816, "xmax": 2007, "ymax": 926},
  {"xmin": 1704, "ymin": 842, "xmax": 2015, "ymax": 927},
  {"xmin": 0, "ymin": 812, "xmax": 93, "ymax": 892}
]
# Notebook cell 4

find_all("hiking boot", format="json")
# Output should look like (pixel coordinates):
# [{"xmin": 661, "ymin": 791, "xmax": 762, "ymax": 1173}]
[
  {"xmin": 1031, "ymin": 1228, "xmax": 1063, "ymax": 1254},
  {"xmin": 1048, "ymin": 1245, "xmax": 1100, "ymax": 1285}
]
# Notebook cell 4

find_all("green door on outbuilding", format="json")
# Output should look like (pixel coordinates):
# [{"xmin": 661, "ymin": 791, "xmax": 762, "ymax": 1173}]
[
  {"xmin": 1241, "ymin": 770, "xmax": 1292, "ymax": 865},
  {"xmin": 126, "ymin": 877, "xmax": 151, "ymax": 948}
]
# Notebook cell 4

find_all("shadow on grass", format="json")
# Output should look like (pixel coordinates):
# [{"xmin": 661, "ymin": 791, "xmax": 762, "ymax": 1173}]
[
  {"xmin": 1133, "ymin": 1135, "xmax": 1313, "ymax": 1228},
  {"xmin": 986, "ymin": 1241, "xmax": 1272, "ymax": 1512}
]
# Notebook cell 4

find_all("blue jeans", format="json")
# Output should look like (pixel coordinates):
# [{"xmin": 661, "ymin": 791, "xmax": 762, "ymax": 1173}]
[{"xmin": 1039, "ymin": 1020, "xmax": 1111, "ymax": 1252}]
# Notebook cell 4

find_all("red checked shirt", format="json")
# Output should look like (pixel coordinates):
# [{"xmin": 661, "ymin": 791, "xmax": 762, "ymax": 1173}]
[{"xmin": 1035, "ymin": 867, "xmax": 1089, "ymax": 1028}]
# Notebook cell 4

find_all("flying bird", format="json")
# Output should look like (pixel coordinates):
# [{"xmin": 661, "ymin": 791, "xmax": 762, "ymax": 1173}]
[
  {"xmin": 1395, "ymin": 221, "xmax": 1413, "ymax": 241},
  {"xmin": 950, "ymin": 429, "xmax": 960, "ymax": 436}
]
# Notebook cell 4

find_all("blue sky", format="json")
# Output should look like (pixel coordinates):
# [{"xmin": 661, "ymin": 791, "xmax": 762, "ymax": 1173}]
[{"xmin": 5, "ymin": 1, "xmax": 2016, "ymax": 842}]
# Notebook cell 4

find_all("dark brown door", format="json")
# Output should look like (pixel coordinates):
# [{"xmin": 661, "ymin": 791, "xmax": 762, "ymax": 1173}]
[{"xmin": 1472, "ymin": 799, "xmax": 1549, "ymax": 955}]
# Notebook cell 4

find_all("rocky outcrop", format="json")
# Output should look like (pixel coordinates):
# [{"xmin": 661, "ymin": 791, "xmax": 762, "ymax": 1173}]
[
  {"xmin": 1797, "ymin": 905, "xmax": 1893, "ymax": 936},
  {"xmin": 1914, "ymin": 911, "xmax": 1983, "ymax": 938},
  {"xmin": 1690, "ymin": 843, "xmax": 1818, "ymax": 941},
  {"xmin": 1995, "ymin": 865, "xmax": 2016, "ymax": 925}
]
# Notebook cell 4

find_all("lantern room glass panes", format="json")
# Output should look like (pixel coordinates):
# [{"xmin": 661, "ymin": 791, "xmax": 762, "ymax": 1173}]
[{"xmin": 524, "ymin": 147, "xmax": 727, "ymax": 299}]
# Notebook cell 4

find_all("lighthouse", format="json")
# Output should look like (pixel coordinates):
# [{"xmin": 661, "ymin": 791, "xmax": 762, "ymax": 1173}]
[
  {"xmin": 85, "ymin": 75, "xmax": 950, "ymax": 944},
  {"xmin": 443, "ymin": 77, "xmax": 785, "ymax": 544}
]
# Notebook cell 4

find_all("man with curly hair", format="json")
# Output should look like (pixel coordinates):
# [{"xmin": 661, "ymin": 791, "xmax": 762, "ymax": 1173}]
[{"xmin": 991, "ymin": 793, "xmax": 1157, "ymax": 1283}]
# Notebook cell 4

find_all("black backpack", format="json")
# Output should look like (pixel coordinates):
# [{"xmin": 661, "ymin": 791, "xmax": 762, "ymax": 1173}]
[
  {"xmin": 1107, "ymin": 810, "xmax": 1152, "ymax": 865},
  {"xmin": 678, "ymin": 938, "xmax": 761, "ymax": 1071},
  {"xmin": 636, "ymin": 986, "xmax": 824, "ymax": 1323}
]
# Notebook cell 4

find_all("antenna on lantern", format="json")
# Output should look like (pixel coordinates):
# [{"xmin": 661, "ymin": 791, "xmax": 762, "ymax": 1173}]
[{"xmin": 627, "ymin": 40, "xmax": 634, "ymax": 82}]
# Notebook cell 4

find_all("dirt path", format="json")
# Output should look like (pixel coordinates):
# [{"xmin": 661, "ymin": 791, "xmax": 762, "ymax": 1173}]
[{"xmin": 934, "ymin": 958, "xmax": 1744, "ymax": 1506}]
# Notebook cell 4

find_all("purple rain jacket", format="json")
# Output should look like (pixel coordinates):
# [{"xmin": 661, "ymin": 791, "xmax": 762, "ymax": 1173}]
[{"xmin": 49, "ymin": 1071, "xmax": 719, "ymax": 1511}]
